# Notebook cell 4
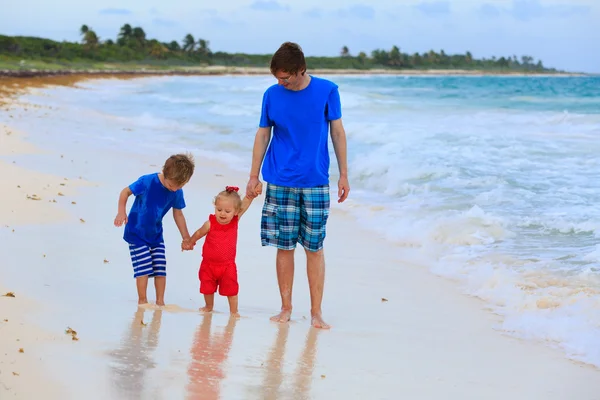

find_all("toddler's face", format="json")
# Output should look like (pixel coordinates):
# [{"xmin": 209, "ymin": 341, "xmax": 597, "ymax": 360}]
[{"xmin": 214, "ymin": 198, "xmax": 237, "ymax": 224}]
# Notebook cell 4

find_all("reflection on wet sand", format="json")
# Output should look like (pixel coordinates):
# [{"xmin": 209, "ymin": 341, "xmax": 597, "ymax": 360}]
[
  {"xmin": 260, "ymin": 325, "xmax": 321, "ymax": 400},
  {"xmin": 186, "ymin": 314, "xmax": 238, "ymax": 400},
  {"xmin": 107, "ymin": 307, "xmax": 163, "ymax": 399}
]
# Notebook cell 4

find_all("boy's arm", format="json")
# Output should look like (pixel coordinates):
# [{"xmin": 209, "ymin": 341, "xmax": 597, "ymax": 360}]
[
  {"xmin": 190, "ymin": 220, "xmax": 210, "ymax": 245},
  {"xmin": 237, "ymin": 194, "xmax": 255, "ymax": 219},
  {"xmin": 114, "ymin": 187, "xmax": 133, "ymax": 227},
  {"xmin": 173, "ymin": 208, "xmax": 191, "ymax": 241}
]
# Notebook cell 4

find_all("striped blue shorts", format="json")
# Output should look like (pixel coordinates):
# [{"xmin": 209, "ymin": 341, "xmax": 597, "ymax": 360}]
[
  {"xmin": 128, "ymin": 243, "xmax": 167, "ymax": 278},
  {"xmin": 261, "ymin": 183, "xmax": 330, "ymax": 252}
]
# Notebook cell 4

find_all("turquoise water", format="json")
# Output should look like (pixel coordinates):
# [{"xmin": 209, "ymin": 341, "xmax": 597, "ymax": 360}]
[{"xmin": 15, "ymin": 74, "xmax": 600, "ymax": 367}]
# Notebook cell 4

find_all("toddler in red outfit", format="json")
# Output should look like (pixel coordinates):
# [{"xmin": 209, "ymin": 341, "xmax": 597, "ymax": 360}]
[{"xmin": 185, "ymin": 185, "xmax": 258, "ymax": 317}]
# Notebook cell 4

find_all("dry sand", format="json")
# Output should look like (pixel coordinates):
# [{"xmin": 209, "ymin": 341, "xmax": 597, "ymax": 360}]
[{"xmin": 0, "ymin": 76, "xmax": 599, "ymax": 399}]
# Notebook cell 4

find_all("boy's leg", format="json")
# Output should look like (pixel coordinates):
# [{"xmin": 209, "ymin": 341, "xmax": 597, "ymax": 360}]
[
  {"xmin": 154, "ymin": 277, "xmax": 166, "ymax": 306},
  {"xmin": 129, "ymin": 244, "xmax": 155, "ymax": 304},
  {"xmin": 201, "ymin": 294, "xmax": 215, "ymax": 312},
  {"xmin": 149, "ymin": 243, "xmax": 167, "ymax": 306},
  {"xmin": 227, "ymin": 296, "xmax": 239, "ymax": 318},
  {"xmin": 135, "ymin": 276, "xmax": 149, "ymax": 304}
]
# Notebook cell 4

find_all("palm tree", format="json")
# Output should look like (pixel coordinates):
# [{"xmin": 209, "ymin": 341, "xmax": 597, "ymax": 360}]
[
  {"xmin": 465, "ymin": 51, "xmax": 473, "ymax": 64},
  {"xmin": 183, "ymin": 34, "xmax": 195, "ymax": 52},
  {"xmin": 389, "ymin": 45, "xmax": 401, "ymax": 66},
  {"xmin": 80, "ymin": 25, "xmax": 89, "ymax": 36},
  {"xmin": 197, "ymin": 39, "xmax": 210, "ymax": 55},
  {"xmin": 83, "ymin": 30, "xmax": 99, "ymax": 49},
  {"xmin": 132, "ymin": 27, "xmax": 146, "ymax": 46},
  {"xmin": 117, "ymin": 24, "xmax": 132, "ymax": 46},
  {"xmin": 340, "ymin": 46, "xmax": 350, "ymax": 57}
]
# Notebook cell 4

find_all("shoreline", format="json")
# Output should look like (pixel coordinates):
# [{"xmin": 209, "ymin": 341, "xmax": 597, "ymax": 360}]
[
  {"xmin": 0, "ymin": 65, "xmax": 588, "ymax": 78},
  {"xmin": 1, "ymin": 76, "xmax": 599, "ymax": 399}
]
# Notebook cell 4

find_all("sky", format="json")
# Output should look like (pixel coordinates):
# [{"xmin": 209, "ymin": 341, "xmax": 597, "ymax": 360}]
[{"xmin": 1, "ymin": 0, "xmax": 599, "ymax": 73}]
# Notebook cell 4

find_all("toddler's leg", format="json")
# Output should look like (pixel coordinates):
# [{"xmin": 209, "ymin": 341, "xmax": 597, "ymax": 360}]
[
  {"xmin": 228, "ymin": 296, "xmax": 240, "ymax": 318},
  {"xmin": 154, "ymin": 277, "xmax": 166, "ymax": 306},
  {"xmin": 200, "ymin": 294, "xmax": 215, "ymax": 312},
  {"xmin": 135, "ymin": 276, "xmax": 149, "ymax": 305}
]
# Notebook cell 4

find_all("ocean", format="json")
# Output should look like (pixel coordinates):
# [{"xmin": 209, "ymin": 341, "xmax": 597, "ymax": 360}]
[{"xmin": 15, "ymin": 74, "xmax": 600, "ymax": 368}]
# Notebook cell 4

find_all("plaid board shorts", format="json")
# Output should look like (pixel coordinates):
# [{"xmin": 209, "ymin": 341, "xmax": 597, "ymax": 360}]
[
  {"xmin": 261, "ymin": 183, "xmax": 330, "ymax": 252},
  {"xmin": 128, "ymin": 243, "xmax": 166, "ymax": 278}
]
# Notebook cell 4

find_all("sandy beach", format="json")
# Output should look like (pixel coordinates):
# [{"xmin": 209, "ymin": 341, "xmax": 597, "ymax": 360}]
[{"xmin": 1, "ymin": 76, "xmax": 599, "ymax": 399}]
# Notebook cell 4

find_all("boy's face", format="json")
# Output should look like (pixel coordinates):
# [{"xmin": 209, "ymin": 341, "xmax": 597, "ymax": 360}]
[
  {"xmin": 214, "ymin": 198, "xmax": 237, "ymax": 225},
  {"xmin": 163, "ymin": 178, "xmax": 185, "ymax": 192}
]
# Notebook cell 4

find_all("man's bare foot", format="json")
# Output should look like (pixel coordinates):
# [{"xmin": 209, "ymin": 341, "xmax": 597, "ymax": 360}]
[
  {"xmin": 270, "ymin": 309, "xmax": 292, "ymax": 323},
  {"xmin": 200, "ymin": 306, "xmax": 213, "ymax": 313},
  {"xmin": 311, "ymin": 313, "xmax": 330, "ymax": 329}
]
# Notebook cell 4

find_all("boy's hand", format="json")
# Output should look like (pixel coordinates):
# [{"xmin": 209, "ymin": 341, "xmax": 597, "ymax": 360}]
[
  {"xmin": 114, "ymin": 212, "xmax": 128, "ymax": 227},
  {"xmin": 181, "ymin": 238, "xmax": 195, "ymax": 251}
]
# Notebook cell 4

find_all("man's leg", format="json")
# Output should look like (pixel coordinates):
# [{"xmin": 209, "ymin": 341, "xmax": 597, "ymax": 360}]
[
  {"xmin": 305, "ymin": 248, "xmax": 329, "ymax": 329},
  {"xmin": 271, "ymin": 249, "xmax": 295, "ymax": 322},
  {"xmin": 298, "ymin": 185, "xmax": 330, "ymax": 329}
]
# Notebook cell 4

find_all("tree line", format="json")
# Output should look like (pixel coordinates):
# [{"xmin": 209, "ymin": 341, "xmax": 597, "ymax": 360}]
[{"xmin": 0, "ymin": 23, "xmax": 554, "ymax": 72}]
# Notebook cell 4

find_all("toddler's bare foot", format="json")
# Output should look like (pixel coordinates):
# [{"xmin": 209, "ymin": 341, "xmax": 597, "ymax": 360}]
[
  {"xmin": 270, "ymin": 309, "xmax": 292, "ymax": 323},
  {"xmin": 200, "ymin": 306, "xmax": 213, "ymax": 313},
  {"xmin": 311, "ymin": 313, "xmax": 330, "ymax": 329},
  {"xmin": 230, "ymin": 312, "xmax": 240, "ymax": 319}
]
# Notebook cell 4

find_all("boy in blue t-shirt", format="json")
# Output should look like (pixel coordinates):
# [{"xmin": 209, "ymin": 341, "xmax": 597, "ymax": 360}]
[{"xmin": 114, "ymin": 153, "xmax": 195, "ymax": 306}]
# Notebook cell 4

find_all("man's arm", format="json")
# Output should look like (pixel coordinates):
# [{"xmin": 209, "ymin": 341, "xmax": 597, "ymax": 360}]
[
  {"xmin": 172, "ymin": 208, "xmax": 191, "ymax": 241},
  {"xmin": 247, "ymin": 127, "xmax": 272, "ymax": 197},
  {"xmin": 330, "ymin": 119, "xmax": 350, "ymax": 203}
]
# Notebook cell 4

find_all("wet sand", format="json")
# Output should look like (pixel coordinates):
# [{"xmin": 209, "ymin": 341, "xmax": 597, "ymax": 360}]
[{"xmin": 0, "ymin": 77, "xmax": 599, "ymax": 399}]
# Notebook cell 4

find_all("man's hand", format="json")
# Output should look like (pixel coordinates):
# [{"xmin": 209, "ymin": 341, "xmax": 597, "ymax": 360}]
[
  {"xmin": 337, "ymin": 176, "xmax": 350, "ymax": 203},
  {"xmin": 246, "ymin": 176, "xmax": 263, "ymax": 199},
  {"xmin": 114, "ymin": 212, "xmax": 128, "ymax": 227}
]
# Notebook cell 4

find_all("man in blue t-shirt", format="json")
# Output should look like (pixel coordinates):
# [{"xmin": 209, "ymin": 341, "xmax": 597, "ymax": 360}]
[{"xmin": 246, "ymin": 42, "xmax": 350, "ymax": 329}]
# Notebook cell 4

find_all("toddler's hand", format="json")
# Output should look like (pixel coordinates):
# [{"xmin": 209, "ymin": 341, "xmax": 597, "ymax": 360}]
[
  {"xmin": 114, "ymin": 212, "xmax": 128, "ymax": 227},
  {"xmin": 181, "ymin": 238, "xmax": 195, "ymax": 251}
]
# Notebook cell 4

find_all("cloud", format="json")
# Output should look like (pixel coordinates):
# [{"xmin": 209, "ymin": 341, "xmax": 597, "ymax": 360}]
[
  {"xmin": 250, "ymin": 1, "xmax": 290, "ymax": 11},
  {"xmin": 477, "ymin": 0, "xmax": 591, "ymax": 21},
  {"xmin": 478, "ymin": 4, "xmax": 501, "ymax": 18},
  {"xmin": 152, "ymin": 18, "xmax": 177, "ymax": 27},
  {"xmin": 304, "ymin": 8, "xmax": 323, "ymax": 18},
  {"xmin": 414, "ymin": 1, "xmax": 451, "ymax": 16},
  {"xmin": 337, "ymin": 4, "xmax": 376, "ymax": 19},
  {"xmin": 99, "ymin": 8, "xmax": 133, "ymax": 16}
]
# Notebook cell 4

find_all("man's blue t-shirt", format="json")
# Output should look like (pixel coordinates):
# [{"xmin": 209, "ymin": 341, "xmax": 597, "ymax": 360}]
[
  {"xmin": 259, "ymin": 75, "xmax": 342, "ymax": 188},
  {"xmin": 123, "ymin": 173, "xmax": 186, "ymax": 246}
]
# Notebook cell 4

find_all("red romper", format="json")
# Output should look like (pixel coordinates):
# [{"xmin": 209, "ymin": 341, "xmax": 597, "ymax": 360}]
[{"xmin": 199, "ymin": 214, "xmax": 239, "ymax": 297}]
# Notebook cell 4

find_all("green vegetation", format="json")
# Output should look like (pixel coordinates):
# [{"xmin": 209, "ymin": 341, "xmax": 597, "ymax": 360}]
[{"xmin": 0, "ymin": 24, "xmax": 558, "ymax": 73}]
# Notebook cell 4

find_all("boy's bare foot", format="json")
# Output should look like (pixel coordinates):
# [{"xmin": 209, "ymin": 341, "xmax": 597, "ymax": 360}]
[
  {"xmin": 230, "ymin": 312, "xmax": 241, "ymax": 319},
  {"xmin": 156, "ymin": 301, "xmax": 165, "ymax": 307},
  {"xmin": 138, "ymin": 298, "xmax": 148, "ymax": 305},
  {"xmin": 199, "ymin": 306, "xmax": 213, "ymax": 313},
  {"xmin": 311, "ymin": 313, "xmax": 330, "ymax": 329},
  {"xmin": 270, "ymin": 309, "xmax": 292, "ymax": 323}
]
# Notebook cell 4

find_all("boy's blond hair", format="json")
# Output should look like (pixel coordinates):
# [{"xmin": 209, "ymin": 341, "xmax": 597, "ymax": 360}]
[
  {"xmin": 163, "ymin": 153, "xmax": 195, "ymax": 185},
  {"xmin": 215, "ymin": 186, "xmax": 243, "ymax": 211}
]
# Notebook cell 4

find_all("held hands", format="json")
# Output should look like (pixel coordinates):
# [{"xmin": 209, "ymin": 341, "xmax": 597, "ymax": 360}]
[
  {"xmin": 114, "ymin": 212, "xmax": 128, "ymax": 227},
  {"xmin": 245, "ymin": 177, "xmax": 263, "ymax": 199},
  {"xmin": 181, "ymin": 238, "xmax": 195, "ymax": 251}
]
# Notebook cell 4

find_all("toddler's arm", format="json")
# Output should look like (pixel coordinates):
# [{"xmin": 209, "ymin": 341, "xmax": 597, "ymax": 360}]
[
  {"xmin": 189, "ymin": 220, "xmax": 211, "ymax": 248},
  {"xmin": 237, "ymin": 193, "xmax": 256, "ymax": 219},
  {"xmin": 114, "ymin": 187, "xmax": 133, "ymax": 227}
]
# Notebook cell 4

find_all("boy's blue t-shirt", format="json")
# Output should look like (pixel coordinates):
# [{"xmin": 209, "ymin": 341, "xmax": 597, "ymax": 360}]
[
  {"xmin": 259, "ymin": 75, "xmax": 342, "ymax": 188},
  {"xmin": 123, "ymin": 173, "xmax": 186, "ymax": 247}
]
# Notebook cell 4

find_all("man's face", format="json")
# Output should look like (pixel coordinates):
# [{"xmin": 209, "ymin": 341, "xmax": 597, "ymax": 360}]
[{"xmin": 274, "ymin": 70, "xmax": 303, "ymax": 90}]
